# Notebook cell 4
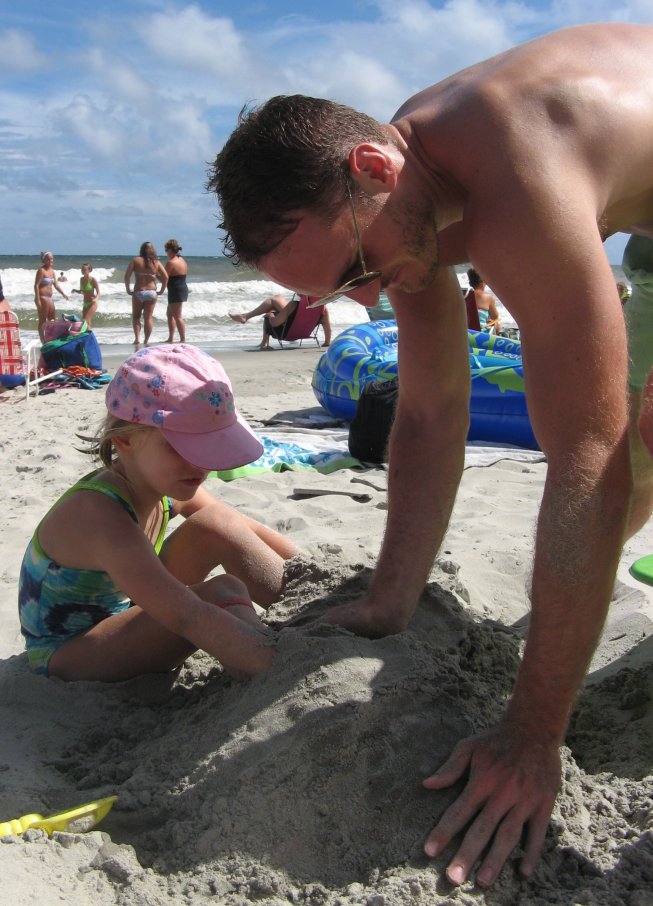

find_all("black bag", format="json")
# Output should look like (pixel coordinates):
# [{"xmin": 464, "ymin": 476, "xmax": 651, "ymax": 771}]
[{"xmin": 348, "ymin": 378, "xmax": 398, "ymax": 463}]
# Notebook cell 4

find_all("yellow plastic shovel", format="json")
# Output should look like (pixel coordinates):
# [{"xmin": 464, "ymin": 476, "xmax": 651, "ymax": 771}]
[{"xmin": 0, "ymin": 795, "xmax": 117, "ymax": 837}]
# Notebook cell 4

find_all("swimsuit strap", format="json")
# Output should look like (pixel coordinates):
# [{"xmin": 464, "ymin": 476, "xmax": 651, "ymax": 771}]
[
  {"xmin": 58, "ymin": 469, "xmax": 139, "ymax": 522},
  {"xmin": 50, "ymin": 469, "xmax": 171, "ymax": 553}
]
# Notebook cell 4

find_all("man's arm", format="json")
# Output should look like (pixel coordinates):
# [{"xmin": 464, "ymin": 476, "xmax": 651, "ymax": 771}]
[
  {"xmin": 423, "ymin": 194, "xmax": 632, "ymax": 885},
  {"xmin": 324, "ymin": 265, "xmax": 470, "ymax": 633}
]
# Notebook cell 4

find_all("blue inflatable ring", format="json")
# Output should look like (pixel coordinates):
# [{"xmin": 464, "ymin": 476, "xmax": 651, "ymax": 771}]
[{"xmin": 312, "ymin": 321, "xmax": 538, "ymax": 449}]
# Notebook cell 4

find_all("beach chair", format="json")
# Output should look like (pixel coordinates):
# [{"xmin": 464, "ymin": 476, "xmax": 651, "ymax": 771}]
[
  {"xmin": 265, "ymin": 295, "xmax": 324, "ymax": 348},
  {"xmin": 0, "ymin": 309, "xmax": 61, "ymax": 401}
]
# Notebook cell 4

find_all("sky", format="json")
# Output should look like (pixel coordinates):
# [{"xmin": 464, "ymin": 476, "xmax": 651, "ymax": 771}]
[{"xmin": 2, "ymin": 1, "xmax": 652, "ymax": 260}]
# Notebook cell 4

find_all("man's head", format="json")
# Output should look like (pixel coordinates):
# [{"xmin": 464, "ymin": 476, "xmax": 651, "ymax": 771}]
[{"xmin": 207, "ymin": 95, "xmax": 389, "ymax": 267}]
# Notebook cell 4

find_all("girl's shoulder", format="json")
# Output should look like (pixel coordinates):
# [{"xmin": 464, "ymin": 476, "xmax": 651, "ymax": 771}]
[
  {"xmin": 37, "ymin": 473, "xmax": 142, "ymax": 570},
  {"xmin": 48, "ymin": 471, "xmax": 137, "ymax": 524}
]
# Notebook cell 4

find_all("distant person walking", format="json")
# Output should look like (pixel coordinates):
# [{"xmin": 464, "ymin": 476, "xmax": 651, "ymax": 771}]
[
  {"xmin": 34, "ymin": 251, "xmax": 68, "ymax": 340},
  {"xmin": 164, "ymin": 239, "xmax": 188, "ymax": 343},
  {"xmin": 124, "ymin": 242, "xmax": 167, "ymax": 346},
  {"xmin": 72, "ymin": 263, "xmax": 100, "ymax": 329}
]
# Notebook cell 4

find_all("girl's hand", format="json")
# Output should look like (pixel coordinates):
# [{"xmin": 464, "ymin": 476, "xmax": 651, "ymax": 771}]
[{"xmin": 219, "ymin": 621, "xmax": 276, "ymax": 679}]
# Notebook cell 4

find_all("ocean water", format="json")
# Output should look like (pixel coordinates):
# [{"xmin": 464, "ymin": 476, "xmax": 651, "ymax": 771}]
[
  {"xmin": 0, "ymin": 254, "xmax": 627, "ymax": 350},
  {"xmin": 1, "ymin": 254, "xmax": 368, "ymax": 350}
]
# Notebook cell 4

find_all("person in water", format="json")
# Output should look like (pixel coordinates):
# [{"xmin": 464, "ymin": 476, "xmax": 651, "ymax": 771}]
[
  {"xmin": 34, "ymin": 251, "xmax": 68, "ymax": 340},
  {"xmin": 124, "ymin": 242, "xmax": 168, "ymax": 346},
  {"xmin": 72, "ymin": 263, "xmax": 100, "ymax": 329},
  {"xmin": 164, "ymin": 239, "xmax": 189, "ymax": 343},
  {"xmin": 208, "ymin": 24, "xmax": 653, "ymax": 887}
]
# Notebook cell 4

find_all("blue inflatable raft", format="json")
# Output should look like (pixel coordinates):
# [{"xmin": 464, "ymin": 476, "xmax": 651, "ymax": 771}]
[{"xmin": 312, "ymin": 321, "xmax": 538, "ymax": 449}]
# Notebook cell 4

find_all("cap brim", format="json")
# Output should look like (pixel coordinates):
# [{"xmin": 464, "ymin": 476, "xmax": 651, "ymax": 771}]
[{"xmin": 163, "ymin": 415, "xmax": 263, "ymax": 470}]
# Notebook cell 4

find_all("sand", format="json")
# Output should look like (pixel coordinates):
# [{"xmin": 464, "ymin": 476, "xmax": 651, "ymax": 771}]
[{"xmin": 0, "ymin": 344, "xmax": 652, "ymax": 906}]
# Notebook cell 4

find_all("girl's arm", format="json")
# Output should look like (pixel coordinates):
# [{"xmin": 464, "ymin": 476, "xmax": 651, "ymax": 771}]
[
  {"xmin": 92, "ymin": 277, "xmax": 100, "ymax": 300},
  {"xmin": 54, "ymin": 279, "xmax": 68, "ymax": 300},
  {"xmin": 34, "ymin": 269, "xmax": 43, "ymax": 304},
  {"xmin": 43, "ymin": 490, "xmax": 274, "ymax": 674},
  {"xmin": 124, "ymin": 260, "xmax": 134, "ymax": 294},
  {"xmin": 489, "ymin": 296, "xmax": 500, "ymax": 322},
  {"xmin": 157, "ymin": 261, "xmax": 168, "ymax": 294}
]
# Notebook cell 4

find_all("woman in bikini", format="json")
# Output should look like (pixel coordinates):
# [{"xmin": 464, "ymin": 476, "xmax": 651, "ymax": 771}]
[
  {"xmin": 34, "ymin": 251, "xmax": 69, "ymax": 340},
  {"xmin": 124, "ymin": 241, "xmax": 168, "ymax": 346},
  {"xmin": 72, "ymin": 262, "xmax": 100, "ymax": 329}
]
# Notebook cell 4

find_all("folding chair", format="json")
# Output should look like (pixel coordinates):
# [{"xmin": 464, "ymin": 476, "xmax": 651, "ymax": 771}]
[
  {"xmin": 0, "ymin": 309, "xmax": 61, "ymax": 401},
  {"xmin": 266, "ymin": 295, "xmax": 324, "ymax": 348}
]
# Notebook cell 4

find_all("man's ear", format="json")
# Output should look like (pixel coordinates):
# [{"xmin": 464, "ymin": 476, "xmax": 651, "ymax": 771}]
[{"xmin": 348, "ymin": 144, "xmax": 398, "ymax": 195}]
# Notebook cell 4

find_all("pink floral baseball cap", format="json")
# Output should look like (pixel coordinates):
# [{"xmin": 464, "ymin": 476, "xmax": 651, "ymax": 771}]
[{"xmin": 106, "ymin": 344, "xmax": 263, "ymax": 469}]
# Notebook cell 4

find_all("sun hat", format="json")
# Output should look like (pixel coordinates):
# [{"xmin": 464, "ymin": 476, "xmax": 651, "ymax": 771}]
[{"xmin": 105, "ymin": 344, "xmax": 263, "ymax": 469}]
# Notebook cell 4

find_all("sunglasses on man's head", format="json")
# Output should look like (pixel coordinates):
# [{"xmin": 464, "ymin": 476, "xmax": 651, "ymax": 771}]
[{"xmin": 306, "ymin": 181, "xmax": 382, "ymax": 308}]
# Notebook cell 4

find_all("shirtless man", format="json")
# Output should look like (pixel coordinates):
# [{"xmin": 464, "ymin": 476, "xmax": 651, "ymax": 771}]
[{"xmin": 208, "ymin": 24, "xmax": 653, "ymax": 886}]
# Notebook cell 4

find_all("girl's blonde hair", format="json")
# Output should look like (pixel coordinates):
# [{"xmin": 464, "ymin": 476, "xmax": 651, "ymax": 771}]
[{"xmin": 81, "ymin": 413, "xmax": 153, "ymax": 472}]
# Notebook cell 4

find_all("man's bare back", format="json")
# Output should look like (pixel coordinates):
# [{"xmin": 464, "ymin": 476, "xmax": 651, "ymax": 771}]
[{"xmin": 392, "ymin": 24, "xmax": 653, "ymax": 249}]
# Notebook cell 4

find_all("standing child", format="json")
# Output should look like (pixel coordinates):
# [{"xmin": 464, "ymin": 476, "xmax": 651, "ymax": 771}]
[
  {"xmin": 72, "ymin": 262, "xmax": 100, "ymax": 329},
  {"xmin": 18, "ymin": 344, "xmax": 297, "ymax": 682}
]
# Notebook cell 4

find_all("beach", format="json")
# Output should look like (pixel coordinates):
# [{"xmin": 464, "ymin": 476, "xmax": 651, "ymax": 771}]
[{"xmin": 0, "ymin": 342, "xmax": 652, "ymax": 906}]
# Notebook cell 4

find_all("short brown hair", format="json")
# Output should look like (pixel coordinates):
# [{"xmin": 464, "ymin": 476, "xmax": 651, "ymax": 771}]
[{"xmin": 207, "ymin": 95, "xmax": 390, "ymax": 266}]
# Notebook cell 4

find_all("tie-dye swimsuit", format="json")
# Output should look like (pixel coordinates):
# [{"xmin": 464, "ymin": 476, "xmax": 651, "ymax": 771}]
[{"xmin": 18, "ymin": 471, "xmax": 171, "ymax": 676}]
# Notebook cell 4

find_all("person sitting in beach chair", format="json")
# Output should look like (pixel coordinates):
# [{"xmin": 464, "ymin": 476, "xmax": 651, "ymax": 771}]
[
  {"xmin": 230, "ymin": 294, "xmax": 331, "ymax": 350},
  {"xmin": 262, "ymin": 294, "xmax": 331, "ymax": 349}
]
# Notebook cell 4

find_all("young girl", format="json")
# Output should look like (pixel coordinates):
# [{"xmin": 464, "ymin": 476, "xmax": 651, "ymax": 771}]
[
  {"xmin": 72, "ymin": 262, "xmax": 100, "ymax": 328},
  {"xmin": 18, "ymin": 344, "xmax": 297, "ymax": 682}
]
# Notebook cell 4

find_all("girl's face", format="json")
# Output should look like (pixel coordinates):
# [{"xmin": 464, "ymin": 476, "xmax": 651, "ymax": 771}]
[
  {"xmin": 43, "ymin": 254, "xmax": 53, "ymax": 267},
  {"xmin": 81, "ymin": 265, "xmax": 91, "ymax": 276},
  {"xmin": 125, "ymin": 428, "xmax": 209, "ymax": 500}
]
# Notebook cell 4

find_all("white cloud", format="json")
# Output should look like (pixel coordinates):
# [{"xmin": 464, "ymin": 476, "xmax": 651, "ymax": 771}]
[
  {"xmin": 55, "ymin": 93, "xmax": 127, "ymax": 159},
  {"xmin": 4, "ymin": 1, "xmax": 653, "ymax": 253},
  {"xmin": 145, "ymin": 5, "xmax": 247, "ymax": 77},
  {"xmin": 0, "ymin": 29, "xmax": 48, "ymax": 74}
]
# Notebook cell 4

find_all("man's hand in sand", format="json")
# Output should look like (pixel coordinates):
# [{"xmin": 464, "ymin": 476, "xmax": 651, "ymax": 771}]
[
  {"xmin": 320, "ymin": 598, "xmax": 410, "ymax": 637},
  {"xmin": 422, "ymin": 719, "xmax": 561, "ymax": 887}
]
